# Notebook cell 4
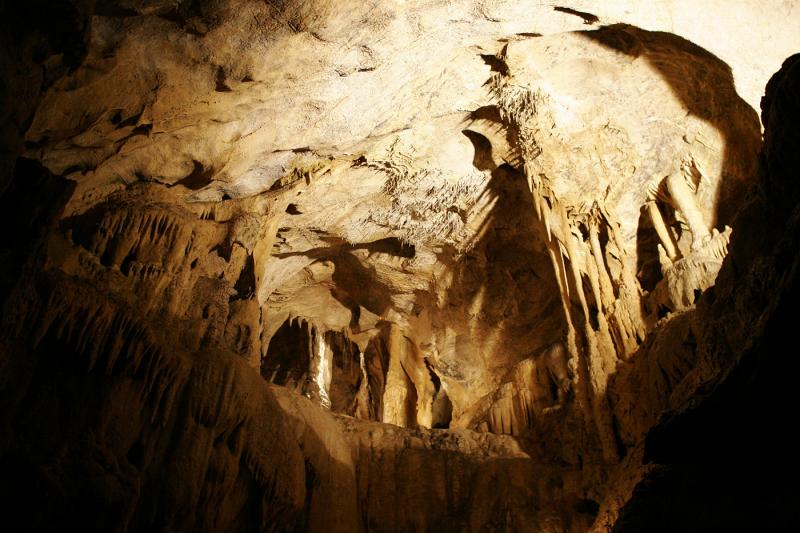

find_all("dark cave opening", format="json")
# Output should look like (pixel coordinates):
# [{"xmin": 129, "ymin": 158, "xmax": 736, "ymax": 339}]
[
  {"xmin": 261, "ymin": 320, "xmax": 396, "ymax": 422},
  {"xmin": 326, "ymin": 330, "xmax": 362, "ymax": 415},
  {"xmin": 261, "ymin": 318, "xmax": 312, "ymax": 393}
]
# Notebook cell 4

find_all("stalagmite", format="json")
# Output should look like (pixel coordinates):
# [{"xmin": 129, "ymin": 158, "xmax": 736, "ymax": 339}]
[
  {"xmin": 353, "ymin": 350, "xmax": 372, "ymax": 420},
  {"xmin": 405, "ymin": 348, "xmax": 435, "ymax": 429},
  {"xmin": 543, "ymin": 342, "xmax": 571, "ymax": 403},
  {"xmin": 647, "ymin": 200, "xmax": 679, "ymax": 261},
  {"xmin": 382, "ymin": 323, "xmax": 415, "ymax": 427},
  {"xmin": 665, "ymin": 169, "xmax": 710, "ymax": 250}
]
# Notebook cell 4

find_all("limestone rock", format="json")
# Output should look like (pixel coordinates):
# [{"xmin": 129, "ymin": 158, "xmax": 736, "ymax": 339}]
[{"xmin": 1, "ymin": 1, "xmax": 800, "ymax": 531}]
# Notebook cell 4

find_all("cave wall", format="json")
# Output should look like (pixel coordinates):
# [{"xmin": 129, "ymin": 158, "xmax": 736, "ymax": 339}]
[
  {"xmin": 602, "ymin": 52, "xmax": 800, "ymax": 533},
  {"xmin": 1, "ymin": 1, "xmax": 799, "ymax": 531}
]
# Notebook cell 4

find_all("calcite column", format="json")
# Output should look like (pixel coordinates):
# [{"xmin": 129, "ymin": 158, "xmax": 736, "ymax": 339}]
[
  {"xmin": 382, "ymin": 323, "xmax": 415, "ymax": 427},
  {"xmin": 252, "ymin": 213, "xmax": 285, "ymax": 368},
  {"xmin": 646, "ymin": 200, "xmax": 679, "ymax": 262},
  {"xmin": 666, "ymin": 171, "xmax": 710, "ymax": 250},
  {"xmin": 588, "ymin": 217, "xmax": 616, "ymax": 307},
  {"xmin": 409, "ymin": 350, "xmax": 434, "ymax": 429},
  {"xmin": 305, "ymin": 327, "xmax": 332, "ymax": 409}
]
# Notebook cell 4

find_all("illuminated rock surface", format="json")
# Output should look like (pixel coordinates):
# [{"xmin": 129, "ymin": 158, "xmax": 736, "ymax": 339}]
[{"xmin": 1, "ymin": 1, "xmax": 799, "ymax": 531}]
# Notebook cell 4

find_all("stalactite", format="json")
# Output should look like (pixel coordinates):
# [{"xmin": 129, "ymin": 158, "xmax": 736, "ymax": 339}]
[
  {"xmin": 546, "ymin": 237, "xmax": 572, "ymax": 320},
  {"xmin": 21, "ymin": 278, "xmax": 190, "ymax": 427},
  {"xmin": 647, "ymin": 200, "xmax": 679, "ymax": 262},
  {"xmin": 565, "ymin": 228, "xmax": 590, "ymax": 320},
  {"xmin": 588, "ymin": 216, "xmax": 616, "ymax": 310},
  {"xmin": 314, "ymin": 327, "xmax": 332, "ymax": 409},
  {"xmin": 584, "ymin": 241, "xmax": 604, "ymax": 316},
  {"xmin": 353, "ymin": 350, "xmax": 372, "ymax": 420},
  {"xmin": 493, "ymin": 69, "xmax": 644, "ymax": 460},
  {"xmin": 542, "ymin": 198, "xmax": 553, "ymax": 243}
]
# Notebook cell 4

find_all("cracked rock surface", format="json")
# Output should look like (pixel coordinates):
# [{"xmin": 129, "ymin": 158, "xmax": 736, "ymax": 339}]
[{"xmin": 1, "ymin": 1, "xmax": 799, "ymax": 531}]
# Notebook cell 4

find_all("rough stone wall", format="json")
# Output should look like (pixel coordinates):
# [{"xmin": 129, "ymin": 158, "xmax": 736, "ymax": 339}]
[
  {"xmin": 597, "ymin": 52, "xmax": 800, "ymax": 533},
  {"xmin": 1, "ymin": 1, "xmax": 799, "ymax": 531}
]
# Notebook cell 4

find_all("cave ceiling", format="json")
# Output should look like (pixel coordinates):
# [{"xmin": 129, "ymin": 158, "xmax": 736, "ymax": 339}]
[{"xmin": 1, "ymin": 0, "xmax": 800, "ymax": 531}]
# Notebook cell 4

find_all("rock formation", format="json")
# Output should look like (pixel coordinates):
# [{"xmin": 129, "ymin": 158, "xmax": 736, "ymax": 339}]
[{"xmin": 1, "ymin": 1, "xmax": 799, "ymax": 531}]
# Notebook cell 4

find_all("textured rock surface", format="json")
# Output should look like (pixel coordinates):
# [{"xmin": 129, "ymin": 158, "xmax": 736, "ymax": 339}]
[
  {"xmin": 1, "ymin": 1, "xmax": 799, "ymax": 531},
  {"xmin": 600, "ymin": 51, "xmax": 800, "ymax": 533}
]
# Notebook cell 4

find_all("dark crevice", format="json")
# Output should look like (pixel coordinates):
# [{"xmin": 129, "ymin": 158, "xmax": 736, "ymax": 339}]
[
  {"xmin": 274, "ymin": 236, "xmax": 415, "ymax": 260},
  {"xmin": 131, "ymin": 123, "xmax": 153, "ymax": 137},
  {"xmin": 301, "ymin": 458, "xmax": 317, "ymax": 529},
  {"xmin": 210, "ymin": 242, "xmax": 232, "ymax": 262},
  {"xmin": 424, "ymin": 358, "xmax": 441, "ymax": 393},
  {"xmin": 118, "ymin": 110, "xmax": 144, "ymax": 128},
  {"xmin": 261, "ymin": 319, "xmax": 312, "ymax": 391},
  {"xmin": 120, "ymin": 249, "xmax": 137, "ymax": 275},
  {"xmin": 554, "ymin": 6, "xmax": 599, "ymax": 25},
  {"xmin": 469, "ymin": 105, "xmax": 505, "ymax": 124},
  {"xmin": 327, "ymin": 331, "xmax": 362, "ymax": 415},
  {"xmin": 575, "ymin": 498, "xmax": 600, "ymax": 518},
  {"xmin": 360, "ymin": 332, "xmax": 390, "ymax": 421},
  {"xmin": 215, "ymin": 66, "xmax": 232, "ymax": 92},
  {"xmin": 94, "ymin": 2, "xmax": 140, "ymax": 18},
  {"xmin": 480, "ymin": 54, "xmax": 508, "ymax": 75},
  {"xmin": 230, "ymin": 254, "xmax": 255, "ymax": 302},
  {"xmin": 361, "ymin": 237, "xmax": 415, "ymax": 258},
  {"xmin": 635, "ymin": 206, "xmax": 665, "ymax": 292},
  {"xmin": 173, "ymin": 160, "xmax": 215, "ymax": 190},
  {"xmin": 0, "ymin": 158, "xmax": 75, "ymax": 304}
]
